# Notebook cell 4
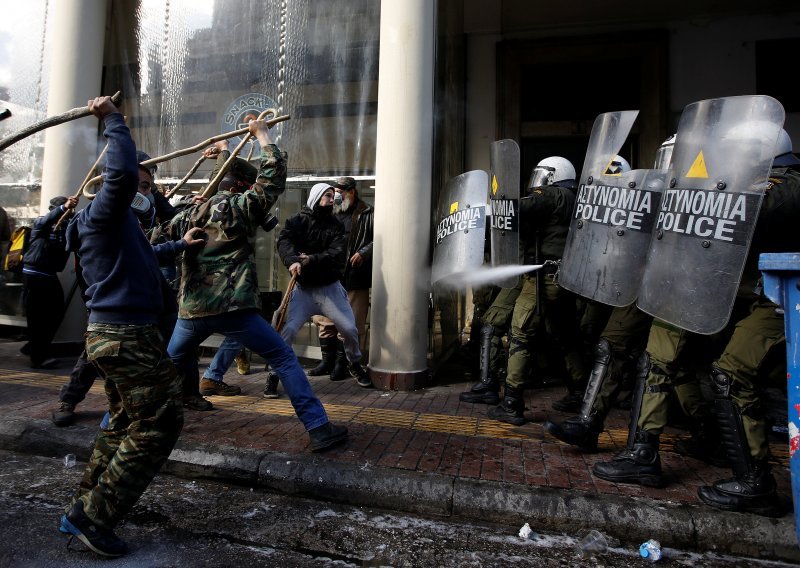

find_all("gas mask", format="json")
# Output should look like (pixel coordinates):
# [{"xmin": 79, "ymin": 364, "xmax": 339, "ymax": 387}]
[{"xmin": 131, "ymin": 192, "xmax": 155, "ymax": 229}]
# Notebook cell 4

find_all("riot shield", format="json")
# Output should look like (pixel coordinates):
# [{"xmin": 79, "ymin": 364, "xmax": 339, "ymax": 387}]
[
  {"xmin": 489, "ymin": 139, "xmax": 521, "ymax": 288},
  {"xmin": 431, "ymin": 170, "xmax": 489, "ymax": 285},
  {"xmin": 637, "ymin": 95, "xmax": 785, "ymax": 334},
  {"xmin": 560, "ymin": 110, "xmax": 668, "ymax": 306}
]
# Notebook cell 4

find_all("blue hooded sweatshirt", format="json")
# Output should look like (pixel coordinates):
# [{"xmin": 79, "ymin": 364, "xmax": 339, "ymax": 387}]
[{"xmin": 66, "ymin": 112, "xmax": 178, "ymax": 325}]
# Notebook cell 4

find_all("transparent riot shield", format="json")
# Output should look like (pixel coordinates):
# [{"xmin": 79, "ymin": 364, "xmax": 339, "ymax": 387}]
[
  {"xmin": 489, "ymin": 139, "xmax": 521, "ymax": 288},
  {"xmin": 560, "ymin": 110, "xmax": 668, "ymax": 306},
  {"xmin": 637, "ymin": 95, "xmax": 785, "ymax": 334},
  {"xmin": 431, "ymin": 170, "xmax": 489, "ymax": 285}
]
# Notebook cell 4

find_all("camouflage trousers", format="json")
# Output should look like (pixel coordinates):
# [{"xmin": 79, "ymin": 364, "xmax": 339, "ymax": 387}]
[
  {"xmin": 638, "ymin": 320, "xmax": 711, "ymax": 434},
  {"xmin": 714, "ymin": 298, "xmax": 785, "ymax": 460},
  {"xmin": 505, "ymin": 274, "xmax": 586, "ymax": 390},
  {"xmin": 68, "ymin": 323, "xmax": 184, "ymax": 529},
  {"xmin": 588, "ymin": 304, "xmax": 653, "ymax": 417}
]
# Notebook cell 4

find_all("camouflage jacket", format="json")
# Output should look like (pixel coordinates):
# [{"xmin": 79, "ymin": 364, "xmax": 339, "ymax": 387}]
[{"xmin": 167, "ymin": 144, "xmax": 287, "ymax": 319}]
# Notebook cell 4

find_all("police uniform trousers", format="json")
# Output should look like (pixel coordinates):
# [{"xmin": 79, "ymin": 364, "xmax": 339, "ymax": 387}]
[
  {"xmin": 589, "ymin": 304, "xmax": 653, "ymax": 417},
  {"xmin": 713, "ymin": 297, "xmax": 785, "ymax": 460},
  {"xmin": 480, "ymin": 281, "xmax": 522, "ymax": 379},
  {"xmin": 505, "ymin": 273, "xmax": 586, "ymax": 390},
  {"xmin": 637, "ymin": 320, "xmax": 712, "ymax": 434}
]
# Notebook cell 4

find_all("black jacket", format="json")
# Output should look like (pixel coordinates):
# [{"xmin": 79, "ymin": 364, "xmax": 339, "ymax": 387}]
[
  {"xmin": 338, "ymin": 198, "xmax": 374, "ymax": 290},
  {"xmin": 277, "ymin": 206, "xmax": 347, "ymax": 287},
  {"xmin": 23, "ymin": 205, "xmax": 71, "ymax": 275}
]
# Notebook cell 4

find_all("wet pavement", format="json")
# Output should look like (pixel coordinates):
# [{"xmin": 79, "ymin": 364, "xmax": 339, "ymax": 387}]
[{"xmin": 0, "ymin": 339, "xmax": 797, "ymax": 562}]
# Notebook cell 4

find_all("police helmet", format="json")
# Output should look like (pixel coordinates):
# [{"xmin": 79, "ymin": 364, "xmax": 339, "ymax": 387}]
[
  {"xmin": 528, "ymin": 156, "xmax": 576, "ymax": 189},
  {"xmin": 653, "ymin": 134, "xmax": 676, "ymax": 170},
  {"xmin": 774, "ymin": 129, "xmax": 800, "ymax": 167},
  {"xmin": 604, "ymin": 155, "xmax": 631, "ymax": 175}
]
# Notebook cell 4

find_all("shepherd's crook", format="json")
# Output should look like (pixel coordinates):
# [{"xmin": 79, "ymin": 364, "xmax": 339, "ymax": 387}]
[
  {"xmin": 201, "ymin": 108, "xmax": 277, "ymax": 199},
  {"xmin": 0, "ymin": 91, "xmax": 123, "ymax": 152},
  {"xmin": 165, "ymin": 155, "xmax": 207, "ymax": 198},
  {"xmin": 82, "ymin": 112, "xmax": 290, "ymax": 199},
  {"xmin": 52, "ymin": 143, "xmax": 109, "ymax": 231}
]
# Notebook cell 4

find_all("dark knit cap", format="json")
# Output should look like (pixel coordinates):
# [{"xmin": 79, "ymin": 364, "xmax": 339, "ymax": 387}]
[{"xmin": 229, "ymin": 158, "xmax": 258, "ymax": 185}]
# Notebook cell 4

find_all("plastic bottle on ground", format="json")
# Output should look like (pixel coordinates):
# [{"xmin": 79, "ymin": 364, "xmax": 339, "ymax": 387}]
[{"xmin": 639, "ymin": 539, "xmax": 662, "ymax": 561}]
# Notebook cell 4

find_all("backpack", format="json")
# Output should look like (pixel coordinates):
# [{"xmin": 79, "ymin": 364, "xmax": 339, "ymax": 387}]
[{"xmin": 4, "ymin": 226, "xmax": 31, "ymax": 272}]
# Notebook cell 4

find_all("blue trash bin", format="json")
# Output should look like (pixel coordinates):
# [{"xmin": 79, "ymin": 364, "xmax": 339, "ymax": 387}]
[{"xmin": 759, "ymin": 252, "xmax": 800, "ymax": 545}]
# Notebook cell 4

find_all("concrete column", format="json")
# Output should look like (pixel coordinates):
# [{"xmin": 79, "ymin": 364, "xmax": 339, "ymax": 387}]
[
  {"xmin": 369, "ymin": 0, "xmax": 435, "ymax": 390},
  {"xmin": 40, "ymin": 0, "xmax": 107, "ymax": 343}
]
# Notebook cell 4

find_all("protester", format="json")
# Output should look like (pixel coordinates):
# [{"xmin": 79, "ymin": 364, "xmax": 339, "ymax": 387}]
[
  {"xmin": 58, "ymin": 95, "xmax": 198, "ymax": 558},
  {"xmin": 22, "ymin": 194, "xmax": 78, "ymax": 369},
  {"xmin": 166, "ymin": 121, "xmax": 349, "ymax": 451}
]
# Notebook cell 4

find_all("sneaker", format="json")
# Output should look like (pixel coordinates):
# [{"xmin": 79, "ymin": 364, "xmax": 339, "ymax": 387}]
[
  {"xmin": 59, "ymin": 501, "xmax": 128, "ymax": 557},
  {"xmin": 263, "ymin": 373, "xmax": 280, "ymax": 399},
  {"xmin": 349, "ymin": 362, "xmax": 373, "ymax": 388},
  {"xmin": 199, "ymin": 378, "xmax": 241, "ymax": 396},
  {"xmin": 183, "ymin": 394, "xmax": 214, "ymax": 411},
  {"xmin": 52, "ymin": 401, "xmax": 76, "ymax": 427},
  {"xmin": 235, "ymin": 351, "xmax": 250, "ymax": 375},
  {"xmin": 308, "ymin": 422, "xmax": 349, "ymax": 452}
]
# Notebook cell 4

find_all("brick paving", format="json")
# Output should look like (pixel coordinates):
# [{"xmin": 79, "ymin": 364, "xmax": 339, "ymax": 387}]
[{"xmin": 0, "ymin": 340, "xmax": 792, "ymax": 509}]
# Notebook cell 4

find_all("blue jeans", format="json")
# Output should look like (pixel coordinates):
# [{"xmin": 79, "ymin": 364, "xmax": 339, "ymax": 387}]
[
  {"xmin": 168, "ymin": 310, "xmax": 328, "ymax": 431},
  {"xmin": 281, "ymin": 281, "xmax": 362, "ymax": 363},
  {"xmin": 203, "ymin": 335, "xmax": 242, "ymax": 382}
]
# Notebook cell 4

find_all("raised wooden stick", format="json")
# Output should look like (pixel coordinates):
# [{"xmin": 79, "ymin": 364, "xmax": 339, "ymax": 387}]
[
  {"xmin": 82, "ymin": 113, "xmax": 290, "ymax": 199},
  {"xmin": 52, "ymin": 143, "xmax": 109, "ymax": 230},
  {"xmin": 0, "ymin": 91, "xmax": 122, "ymax": 152},
  {"xmin": 200, "ymin": 108, "xmax": 278, "ymax": 199},
  {"xmin": 164, "ymin": 155, "xmax": 206, "ymax": 198},
  {"xmin": 271, "ymin": 274, "xmax": 297, "ymax": 332}
]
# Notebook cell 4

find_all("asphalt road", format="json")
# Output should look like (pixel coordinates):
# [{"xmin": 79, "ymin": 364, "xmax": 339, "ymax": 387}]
[{"xmin": 0, "ymin": 449, "xmax": 791, "ymax": 567}]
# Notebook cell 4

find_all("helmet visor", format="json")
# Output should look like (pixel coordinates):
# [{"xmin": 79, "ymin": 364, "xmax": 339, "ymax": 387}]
[{"xmin": 528, "ymin": 166, "xmax": 554, "ymax": 189}]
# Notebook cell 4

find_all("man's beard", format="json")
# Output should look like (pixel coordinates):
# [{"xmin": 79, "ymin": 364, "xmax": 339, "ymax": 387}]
[{"xmin": 339, "ymin": 195, "xmax": 352, "ymax": 212}]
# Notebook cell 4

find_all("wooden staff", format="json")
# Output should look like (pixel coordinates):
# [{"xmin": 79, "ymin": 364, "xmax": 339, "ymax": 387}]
[
  {"xmin": 0, "ymin": 91, "xmax": 122, "ymax": 152},
  {"xmin": 164, "ymin": 155, "xmax": 206, "ymax": 198},
  {"xmin": 82, "ymin": 113, "xmax": 290, "ymax": 199},
  {"xmin": 200, "ymin": 108, "xmax": 277, "ymax": 199},
  {"xmin": 52, "ymin": 143, "xmax": 109, "ymax": 230},
  {"xmin": 271, "ymin": 274, "xmax": 297, "ymax": 332}
]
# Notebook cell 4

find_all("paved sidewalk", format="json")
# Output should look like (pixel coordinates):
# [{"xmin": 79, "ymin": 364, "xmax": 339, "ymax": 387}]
[{"xmin": 0, "ymin": 340, "xmax": 797, "ymax": 562}]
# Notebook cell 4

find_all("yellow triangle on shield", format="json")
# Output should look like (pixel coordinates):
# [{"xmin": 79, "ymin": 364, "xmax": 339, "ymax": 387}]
[
  {"xmin": 450, "ymin": 201, "xmax": 459, "ymax": 214},
  {"xmin": 492, "ymin": 175, "xmax": 499, "ymax": 195},
  {"xmin": 686, "ymin": 151, "xmax": 709, "ymax": 178}
]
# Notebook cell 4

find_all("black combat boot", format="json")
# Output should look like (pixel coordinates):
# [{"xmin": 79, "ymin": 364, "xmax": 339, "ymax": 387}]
[
  {"xmin": 698, "ymin": 459, "xmax": 785, "ymax": 517},
  {"xmin": 308, "ymin": 337, "xmax": 338, "ymax": 376},
  {"xmin": 592, "ymin": 430, "xmax": 664, "ymax": 487},
  {"xmin": 460, "ymin": 323, "xmax": 500, "ymax": 405},
  {"xmin": 696, "ymin": 366, "xmax": 786, "ymax": 517},
  {"xmin": 329, "ymin": 340, "xmax": 349, "ymax": 381},
  {"xmin": 543, "ymin": 413, "xmax": 604, "ymax": 452},
  {"xmin": 487, "ymin": 384, "xmax": 526, "ymax": 425}
]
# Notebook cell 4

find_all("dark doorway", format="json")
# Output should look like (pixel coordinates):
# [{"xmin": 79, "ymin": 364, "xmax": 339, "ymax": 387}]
[{"xmin": 498, "ymin": 32, "xmax": 668, "ymax": 184}]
